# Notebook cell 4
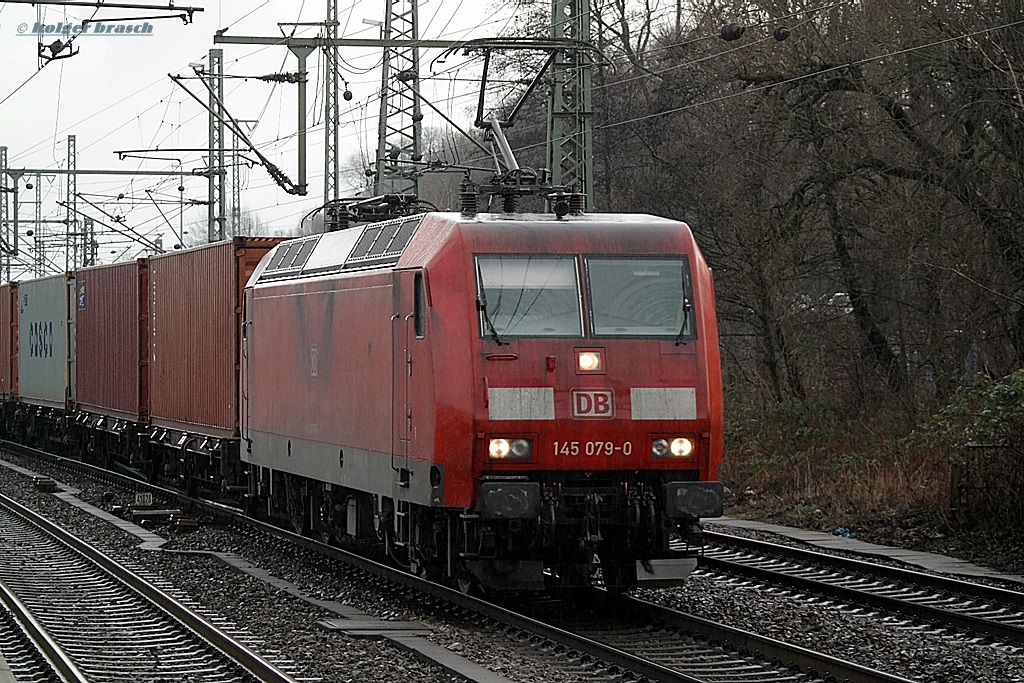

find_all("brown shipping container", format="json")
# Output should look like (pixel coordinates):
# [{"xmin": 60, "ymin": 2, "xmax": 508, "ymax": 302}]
[
  {"xmin": 149, "ymin": 237, "xmax": 280, "ymax": 437},
  {"xmin": 0, "ymin": 283, "xmax": 17, "ymax": 399},
  {"xmin": 75, "ymin": 260, "xmax": 148, "ymax": 422}
]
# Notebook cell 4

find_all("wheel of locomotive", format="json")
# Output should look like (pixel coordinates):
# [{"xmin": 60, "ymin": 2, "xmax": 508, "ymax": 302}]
[
  {"xmin": 453, "ymin": 575, "xmax": 486, "ymax": 596},
  {"xmin": 308, "ymin": 487, "xmax": 335, "ymax": 544},
  {"xmin": 284, "ymin": 475, "xmax": 310, "ymax": 536},
  {"xmin": 599, "ymin": 562, "xmax": 632, "ymax": 595},
  {"xmin": 313, "ymin": 517, "xmax": 334, "ymax": 545},
  {"xmin": 380, "ymin": 525, "xmax": 419, "ymax": 574},
  {"xmin": 382, "ymin": 527, "xmax": 401, "ymax": 567}
]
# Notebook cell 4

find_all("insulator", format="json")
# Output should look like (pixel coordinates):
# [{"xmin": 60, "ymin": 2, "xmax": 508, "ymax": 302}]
[
  {"xmin": 569, "ymin": 192, "xmax": 585, "ymax": 215},
  {"xmin": 460, "ymin": 178, "xmax": 477, "ymax": 217},
  {"xmin": 720, "ymin": 23, "xmax": 745, "ymax": 41},
  {"xmin": 503, "ymin": 193, "xmax": 516, "ymax": 214},
  {"xmin": 774, "ymin": 26, "xmax": 791, "ymax": 41}
]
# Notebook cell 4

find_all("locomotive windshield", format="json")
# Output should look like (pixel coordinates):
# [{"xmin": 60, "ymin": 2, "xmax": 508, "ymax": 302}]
[
  {"xmin": 474, "ymin": 255, "xmax": 695, "ymax": 339},
  {"xmin": 475, "ymin": 255, "xmax": 583, "ymax": 337},
  {"xmin": 586, "ymin": 257, "xmax": 695, "ymax": 338}
]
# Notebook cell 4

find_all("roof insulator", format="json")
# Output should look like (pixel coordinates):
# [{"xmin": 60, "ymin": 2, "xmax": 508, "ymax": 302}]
[
  {"xmin": 460, "ymin": 177, "xmax": 477, "ymax": 218},
  {"xmin": 569, "ymin": 192, "xmax": 585, "ymax": 215}
]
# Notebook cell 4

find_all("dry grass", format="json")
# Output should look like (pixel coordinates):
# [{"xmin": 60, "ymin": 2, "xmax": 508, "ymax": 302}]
[{"xmin": 721, "ymin": 396, "xmax": 950, "ymax": 529}]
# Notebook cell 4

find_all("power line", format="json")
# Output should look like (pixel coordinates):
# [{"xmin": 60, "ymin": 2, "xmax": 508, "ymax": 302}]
[{"xmin": 0, "ymin": 69, "xmax": 47, "ymax": 107}]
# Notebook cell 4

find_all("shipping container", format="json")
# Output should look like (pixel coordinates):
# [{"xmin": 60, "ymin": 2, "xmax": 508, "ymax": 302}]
[
  {"xmin": 0, "ymin": 283, "xmax": 17, "ymax": 399},
  {"xmin": 18, "ymin": 274, "xmax": 74, "ymax": 409},
  {"xmin": 149, "ymin": 237, "xmax": 280, "ymax": 437},
  {"xmin": 75, "ymin": 260, "xmax": 148, "ymax": 422}
]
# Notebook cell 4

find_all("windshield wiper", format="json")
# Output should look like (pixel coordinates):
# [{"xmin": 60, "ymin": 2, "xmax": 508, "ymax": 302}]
[
  {"xmin": 675, "ymin": 264, "xmax": 693, "ymax": 346},
  {"xmin": 674, "ymin": 297, "xmax": 691, "ymax": 346},
  {"xmin": 475, "ymin": 261, "xmax": 505, "ymax": 345}
]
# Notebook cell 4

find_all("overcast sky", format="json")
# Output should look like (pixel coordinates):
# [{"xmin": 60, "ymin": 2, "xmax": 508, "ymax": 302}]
[{"xmin": 0, "ymin": 0, "xmax": 516, "ymax": 274}]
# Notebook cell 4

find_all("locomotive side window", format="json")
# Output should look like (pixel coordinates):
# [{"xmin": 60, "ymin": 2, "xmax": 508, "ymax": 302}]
[
  {"xmin": 414, "ymin": 272, "xmax": 426, "ymax": 339},
  {"xmin": 475, "ymin": 255, "xmax": 583, "ymax": 338},
  {"xmin": 586, "ymin": 257, "xmax": 696, "ymax": 338}
]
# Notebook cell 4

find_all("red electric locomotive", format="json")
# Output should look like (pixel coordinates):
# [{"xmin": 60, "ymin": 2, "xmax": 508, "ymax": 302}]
[{"xmin": 242, "ymin": 205, "xmax": 724, "ymax": 591}]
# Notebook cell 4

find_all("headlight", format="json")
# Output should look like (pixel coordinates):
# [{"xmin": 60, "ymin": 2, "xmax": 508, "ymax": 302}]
[
  {"xmin": 671, "ymin": 437, "xmax": 694, "ymax": 457},
  {"xmin": 577, "ymin": 350, "xmax": 603, "ymax": 372},
  {"xmin": 652, "ymin": 437, "xmax": 695, "ymax": 457},
  {"xmin": 489, "ymin": 439, "xmax": 510, "ymax": 458},
  {"xmin": 489, "ymin": 438, "xmax": 532, "ymax": 459}
]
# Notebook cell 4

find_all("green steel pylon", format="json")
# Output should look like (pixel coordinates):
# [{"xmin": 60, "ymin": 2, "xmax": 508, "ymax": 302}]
[
  {"xmin": 547, "ymin": 0, "xmax": 593, "ymax": 209},
  {"xmin": 374, "ymin": 0, "xmax": 423, "ymax": 197}
]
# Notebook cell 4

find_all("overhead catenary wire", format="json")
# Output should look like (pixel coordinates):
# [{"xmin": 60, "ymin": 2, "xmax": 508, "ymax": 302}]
[
  {"xmin": 14, "ymin": 0, "xmax": 1020, "ymax": 274},
  {"xmin": 8, "ymin": 0, "xmax": 826, "ymax": 167}
]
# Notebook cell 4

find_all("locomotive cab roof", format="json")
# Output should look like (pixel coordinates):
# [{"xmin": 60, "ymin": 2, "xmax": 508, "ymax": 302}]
[{"xmin": 250, "ymin": 211, "xmax": 697, "ymax": 287}]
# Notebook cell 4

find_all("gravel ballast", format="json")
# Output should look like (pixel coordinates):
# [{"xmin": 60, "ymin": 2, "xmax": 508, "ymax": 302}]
[{"xmin": 2, "ymin": 453, "xmax": 1023, "ymax": 683}]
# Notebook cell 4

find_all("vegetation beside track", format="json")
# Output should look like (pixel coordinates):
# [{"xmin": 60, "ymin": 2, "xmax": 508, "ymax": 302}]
[{"xmin": 722, "ymin": 370, "xmax": 1024, "ymax": 574}]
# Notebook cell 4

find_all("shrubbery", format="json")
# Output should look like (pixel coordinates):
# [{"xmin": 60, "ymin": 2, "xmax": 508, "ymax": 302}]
[
  {"xmin": 723, "ymin": 370, "xmax": 1024, "ymax": 531},
  {"xmin": 908, "ymin": 370, "xmax": 1024, "ymax": 526}
]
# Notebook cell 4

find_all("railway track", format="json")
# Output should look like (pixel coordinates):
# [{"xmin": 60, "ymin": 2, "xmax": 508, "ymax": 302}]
[
  {"xmin": 0, "ymin": 487, "xmax": 301, "ymax": 683},
  {"xmin": 0, "ymin": 598, "xmax": 65, "ymax": 683},
  {"xmin": 232, "ymin": 524, "xmax": 915, "ymax": 683},
  {"xmin": 504, "ymin": 591, "xmax": 916, "ymax": 683},
  {"xmin": 0, "ymin": 442, "xmax": 919, "ymax": 683},
  {"xmin": 702, "ymin": 530, "xmax": 1024, "ymax": 646}
]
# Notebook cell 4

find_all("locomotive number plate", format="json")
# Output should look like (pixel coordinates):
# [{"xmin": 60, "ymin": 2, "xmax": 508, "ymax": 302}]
[{"xmin": 553, "ymin": 441, "xmax": 634, "ymax": 457}]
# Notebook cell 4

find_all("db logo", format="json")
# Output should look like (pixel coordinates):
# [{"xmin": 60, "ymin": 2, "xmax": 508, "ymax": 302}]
[{"xmin": 572, "ymin": 389, "xmax": 614, "ymax": 419}]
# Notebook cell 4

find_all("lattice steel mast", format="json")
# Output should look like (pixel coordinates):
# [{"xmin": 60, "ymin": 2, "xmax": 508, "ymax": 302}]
[
  {"xmin": 207, "ymin": 48, "xmax": 226, "ymax": 242},
  {"xmin": 323, "ymin": 0, "xmax": 342, "ymax": 230},
  {"xmin": 0, "ymin": 147, "xmax": 8, "ymax": 281},
  {"xmin": 66, "ymin": 134, "xmax": 77, "ymax": 270},
  {"xmin": 547, "ymin": 0, "xmax": 594, "ymax": 209},
  {"xmin": 374, "ymin": 0, "xmax": 422, "ymax": 197}
]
